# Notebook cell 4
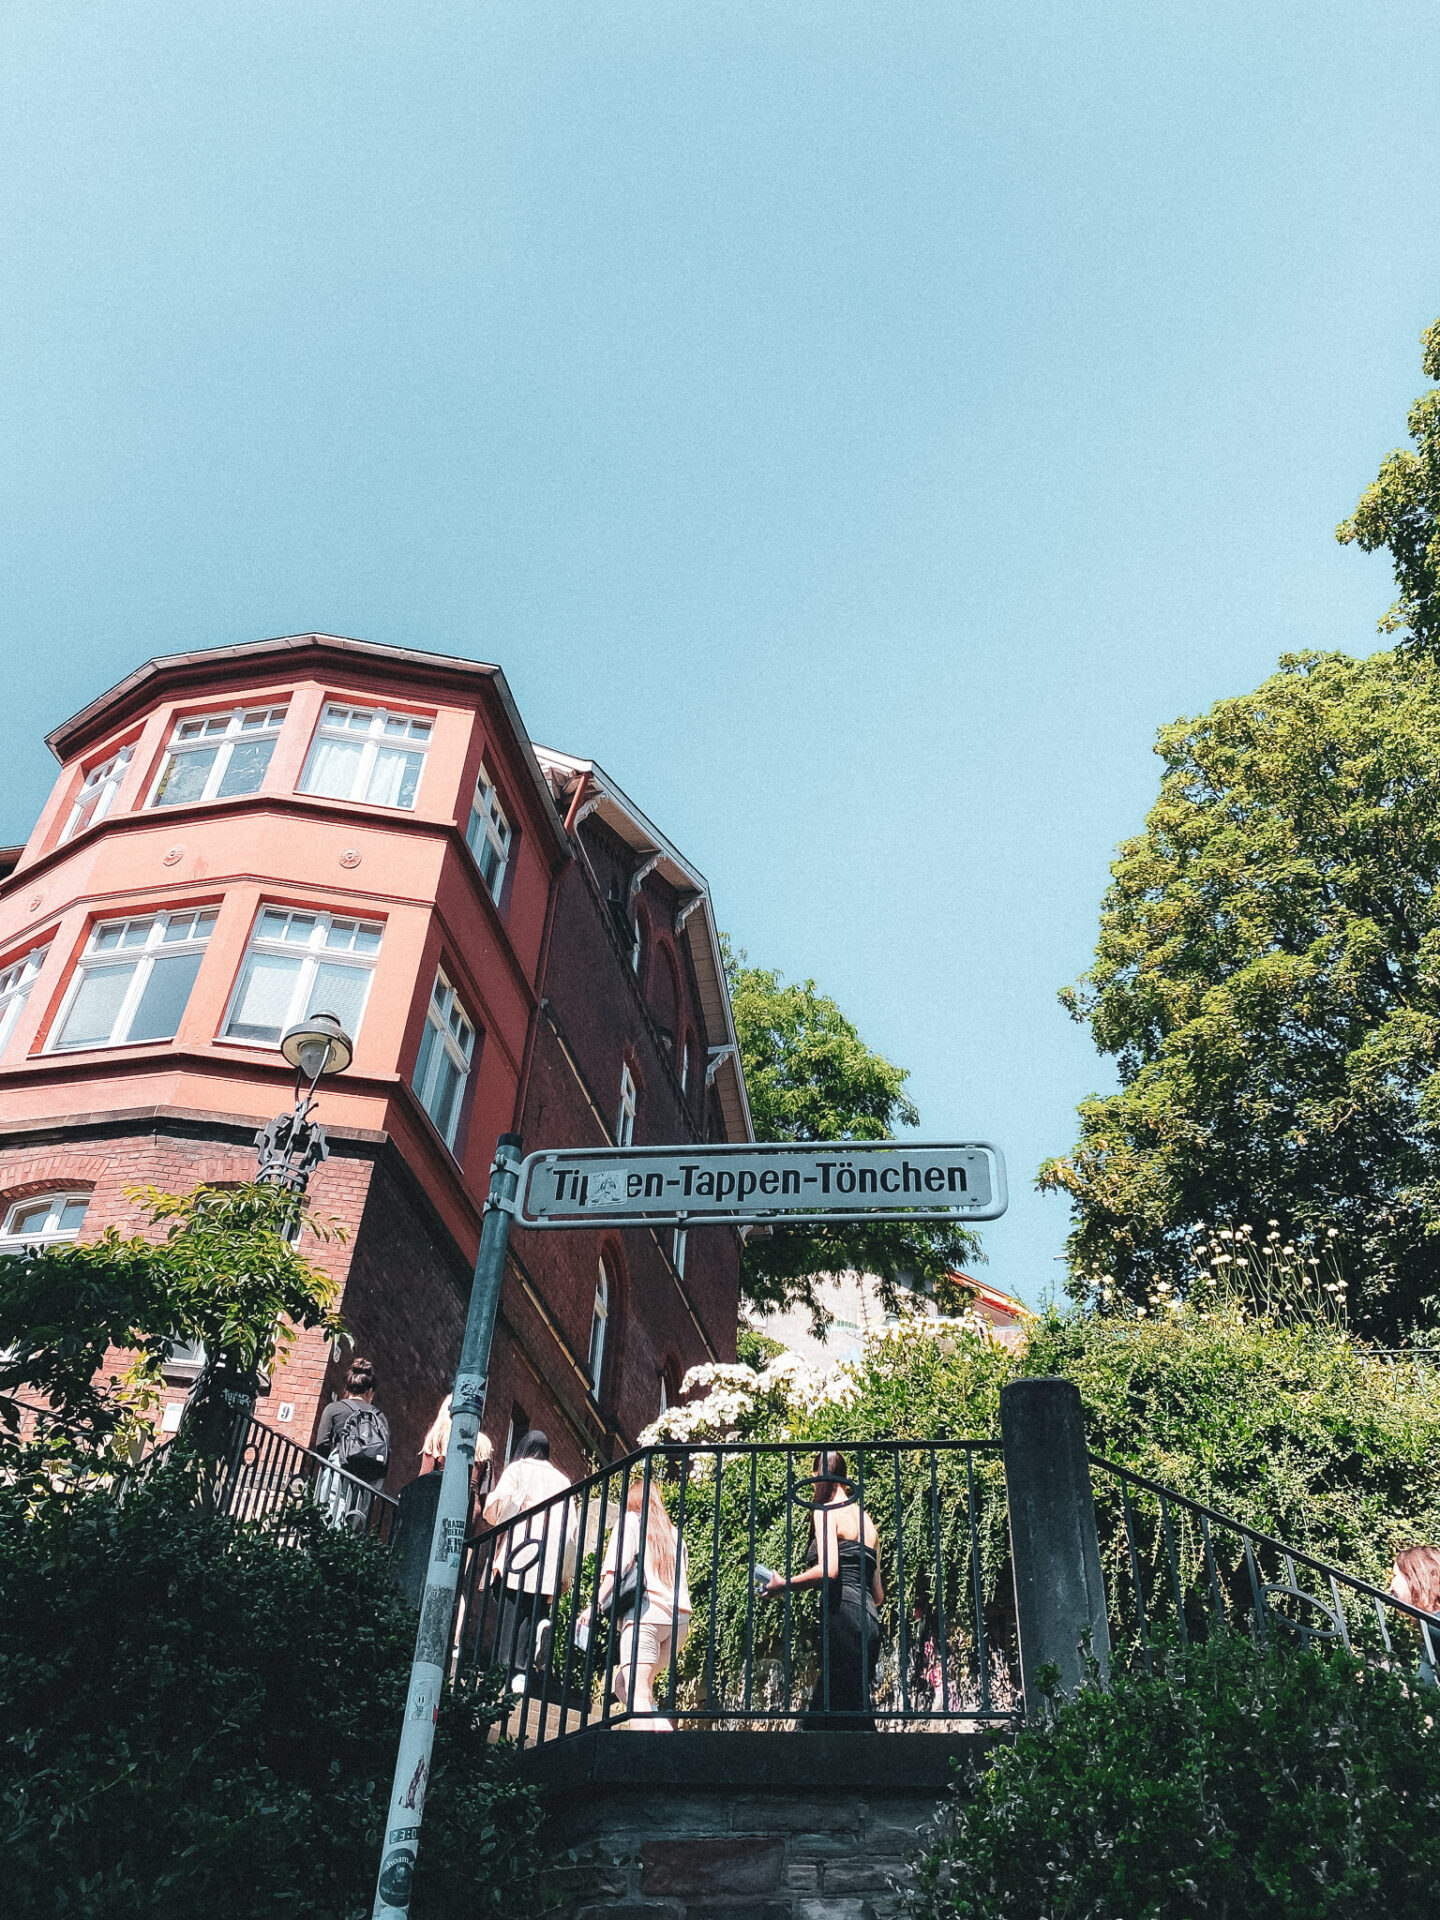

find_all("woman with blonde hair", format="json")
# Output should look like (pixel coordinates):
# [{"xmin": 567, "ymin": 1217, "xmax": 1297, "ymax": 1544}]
[
  {"xmin": 598, "ymin": 1477, "xmax": 691, "ymax": 1730},
  {"xmin": 419, "ymin": 1397, "xmax": 494, "ymax": 1528},
  {"xmin": 1391, "ymin": 1546, "xmax": 1440, "ymax": 1616}
]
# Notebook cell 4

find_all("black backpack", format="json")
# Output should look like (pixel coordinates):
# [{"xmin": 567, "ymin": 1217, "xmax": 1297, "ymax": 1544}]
[{"xmin": 335, "ymin": 1403, "xmax": 390, "ymax": 1478}]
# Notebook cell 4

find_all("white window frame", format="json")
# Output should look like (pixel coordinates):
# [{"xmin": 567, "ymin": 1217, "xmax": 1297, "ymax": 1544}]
[
  {"xmin": 298, "ymin": 702, "xmax": 433, "ymax": 811},
  {"xmin": 61, "ymin": 744, "xmax": 133, "ymax": 843},
  {"xmin": 680, "ymin": 1036, "xmax": 691, "ymax": 1097},
  {"xmin": 0, "ymin": 1191, "xmax": 90, "ymax": 1253},
  {"xmin": 147, "ymin": 704, "xmax": 289, "ymax": 810},
  {"xmin": 0, "ymin": 945, "xmax": 49, "ymax": 1057},
  {"xmin": 588, "ymin": 1261, "xmax": 609, "ymax": 1394},
  {"xmin": 466, "ymin": 762, "xmax": 512, "ymax": 903},
  {"xmin": 672, "ymin": 1227, "xmax": 687, "ymax": 1278},
  {"xmin": 48, "ymin": 911, "xmax": 216, "ymax": 1053},
  {"xmin": 617, "ymin": 1063, "xmax": 637, "ymax": 1147},
  {"xmin": 222, "ymin": 905, "xmax": 383, "ymax": 1050},
  {"xmin": 412, "ymin": 968, "xmax": 476, "ymax": 1152}
]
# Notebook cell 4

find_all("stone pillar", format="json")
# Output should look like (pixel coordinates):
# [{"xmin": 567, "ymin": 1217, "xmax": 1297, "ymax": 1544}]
[{"xmin": 999, "ymin": 1376, "xmax": 1110, "ymax": 1715}]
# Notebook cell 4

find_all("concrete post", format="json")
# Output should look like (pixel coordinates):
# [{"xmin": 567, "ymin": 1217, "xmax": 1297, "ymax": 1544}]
[{"xmin": 999, "ymin": 1376, "xmax": 1110, "ymax": 1716}]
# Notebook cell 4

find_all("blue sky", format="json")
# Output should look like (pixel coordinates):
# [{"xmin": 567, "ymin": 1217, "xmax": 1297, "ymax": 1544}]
[{"xmin": 1, "ymin": 3, "xmax": 1435, "ymax": 1306}]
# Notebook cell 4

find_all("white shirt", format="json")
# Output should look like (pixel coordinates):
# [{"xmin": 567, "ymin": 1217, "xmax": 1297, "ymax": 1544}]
[
  {"xmin": 603, "ymin": 1513, "xmax": 692, "ymax": 1621},
  {"xmin": 484, "ymin": 1458, "xmax": 571, "ymax": 1594}
]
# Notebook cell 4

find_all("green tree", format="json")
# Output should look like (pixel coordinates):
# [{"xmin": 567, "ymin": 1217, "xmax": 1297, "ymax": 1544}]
[
  {"xmin": 724, "ymin": 942, "xmax": 981, "ymax": 1323},
  {"xmin": 0, "ymin": 1182, "xmax": 343, "ymax": 1476},
  {"xmin": 1338, "ymin": 316, "xmax": 1440, "ymax": 657},
  {"xmin": 1040, "ymin": 647, "xmax": 1440, "ymax": 1337}
]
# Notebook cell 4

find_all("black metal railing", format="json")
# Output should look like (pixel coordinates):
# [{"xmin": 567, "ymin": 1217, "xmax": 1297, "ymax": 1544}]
[
  {"xmin": 452, "ymin": 1438, "xmax": 1018, "ymax": 1744},
  {"xmin": 140, "ymin": 1412, "xmax": 399, "ymax": 1544},
  {"xmin": 1089, "ymin": 1454, "xmax": 1440, "ymax": 1686}
]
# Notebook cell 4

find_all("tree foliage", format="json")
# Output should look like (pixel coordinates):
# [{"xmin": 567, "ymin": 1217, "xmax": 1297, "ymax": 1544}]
[
  {"xmin": 910, "ymin": 1632, "xmax": 1440, "ymax": 1920},
  {"xmin": 1338, "ymin": 316, "xmax": 1440, "ymax": 658},
  {"xmin": 0, "ymin": 1183, "xmax": 343, "ymax": 1474},
  {"xmin": 1039, "ymin": 648, "xmax": 1440, "ymax": 1337},
  {"xmin": 0, "ymin": 1476, "xmax": 540, "ymax": 1919},
  {"xmin": 724, "ymin": 942, "xmax": 981, "ymax": 1321}
]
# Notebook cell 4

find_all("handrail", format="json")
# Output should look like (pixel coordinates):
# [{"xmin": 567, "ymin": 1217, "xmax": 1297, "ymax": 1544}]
[
  {"xmin": 454, "ymin": 1436, "xmax": 1016, "ymax": 1746},
  {"xmin": 1088, "ymin": 1451, "xmax": 1440, "ymax": 1681},
  {"xmin": 1090, "ymin": 1453, "xmax": 1440, "ymax": 1631}
]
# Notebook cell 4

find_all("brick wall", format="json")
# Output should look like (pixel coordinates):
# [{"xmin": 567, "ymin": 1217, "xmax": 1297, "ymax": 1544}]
[
  {"xmin": 513, "ymin": 843, "xmax": 742, "ymax": 1462},
  {"xmin": 0, "ymin": 1119, "xmax": 483, "ymax": 1493}
]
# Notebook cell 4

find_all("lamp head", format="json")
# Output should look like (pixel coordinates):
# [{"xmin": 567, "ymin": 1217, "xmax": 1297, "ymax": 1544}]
[{"xmin": 280, "ymin": 1011, "xmax": 354, "ymax": 1084}]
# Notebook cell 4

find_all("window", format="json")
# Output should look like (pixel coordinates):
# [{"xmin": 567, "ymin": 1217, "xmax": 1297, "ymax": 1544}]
[
  {"xmin": 0, "ymin": 945, "xmax": 49, "ymax": 1055},
  {"xmin": 224, "ymin": 906, "xmax": 381, "ymax": 1048},
  {"xmin": 299, "ymin": 703, "xmax": 432, "ymax": 810},
  {"xmin": 672, "ymin": 1228, "xmax": 687, "ymax": 1279},
  {"xmin": 51, "ymin": 911, "xmax": 215, "ymax": 1051},
  {"xmin": 466, "ymin": 763, "xmax": 512, "ymax": 902},
  {"xmin": 616, "ymin": 1063, "xmax": 637, "ymax": 1147},
  {"xmin": 413, "ymin": 969, "xmax": 475, "ymax": 1151},
  {"xmin": 658, "ymin": 1371, "xmax": 669, "ymax": 1415},
  {"xmin": 150, "ymin": 705, "xmax": 287, "ymax": 809},
  {"xmin": 680, "ymin": 1036, "xmax": 693, "ymax": 1097},
  {"xmin": 0, "ymin": 1192, "xmax": 89, "ymax": 1251},
  {"xmin": 588, "ymin": 1262, "xmax": 609, "ymax": 1393},
  {"xmin": 61, "ymin": 745, "xmax": 133, "ymax": 843}
]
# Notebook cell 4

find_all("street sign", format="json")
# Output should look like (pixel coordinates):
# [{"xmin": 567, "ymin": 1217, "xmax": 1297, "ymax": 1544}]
[{"xmin": 515, "ymin": 1139, "xmax": 1007, "ymax": 1229}]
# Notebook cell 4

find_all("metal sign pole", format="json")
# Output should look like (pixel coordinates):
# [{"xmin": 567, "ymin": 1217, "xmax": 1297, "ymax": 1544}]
[{"xmin": 371, "ymin": 1132, "xmax": 522, "ymax": 1920}]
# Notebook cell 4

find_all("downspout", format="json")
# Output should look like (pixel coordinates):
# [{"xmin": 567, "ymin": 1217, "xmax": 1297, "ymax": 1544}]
[{"xmin": 510, "ymin": 785, "xmax": 582, "ymax": 1135}]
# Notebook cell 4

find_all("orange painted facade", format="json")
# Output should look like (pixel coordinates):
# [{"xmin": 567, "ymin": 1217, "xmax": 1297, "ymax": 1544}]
[{"xmin": 0, "ymin": 634, "xmax": 750, "ymax": 1484}]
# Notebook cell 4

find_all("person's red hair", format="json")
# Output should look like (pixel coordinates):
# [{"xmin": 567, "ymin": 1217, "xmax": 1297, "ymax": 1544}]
[
  {"xmin": 625, "ymin": 1479, "xmax": 678, "ymax": 1591},
  {"xmin": 1392, "ymin": 1546, "xmax": 1440, "ymax": 1615}
]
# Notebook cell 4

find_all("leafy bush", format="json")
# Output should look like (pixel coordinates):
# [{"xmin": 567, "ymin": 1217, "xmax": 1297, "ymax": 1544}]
[
  {"xmin": 0, "ymin": 1476, "xmax": 540, "ymax": 1919},
  {"xmin": 910, "ymin": 1632, "xmax": 1440, "ymax": 1920},
  {"xmin": 650, "ymin": 1308, "xmax": 1440, "ymax": 1705},
  {"xmin": 1026, "ymin": 1310, "xmax": 1440, "ymax": 1589}
]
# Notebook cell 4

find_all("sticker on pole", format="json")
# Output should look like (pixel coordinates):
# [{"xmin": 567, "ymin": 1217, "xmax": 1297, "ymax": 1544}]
[{"xmin": 516, "ymin": 1140, "xmax": 1007, "ymax": 1229}]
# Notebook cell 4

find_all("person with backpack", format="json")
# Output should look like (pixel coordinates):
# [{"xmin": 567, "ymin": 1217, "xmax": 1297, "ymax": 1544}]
[{"xmin": 315, "ymin": 1357, "xmax": 391, "ymax": 1531}]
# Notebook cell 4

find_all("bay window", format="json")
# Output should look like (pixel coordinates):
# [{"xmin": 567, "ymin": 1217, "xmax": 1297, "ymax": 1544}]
[
  {"xmin": 51, "ymin": 911, "xmax": 215, "ymax": 1051},
  {"xmin": 413, "ymin": 969, "xmax": 475, "ymax": 1151},
  {"xmin": 299, "ymin": 703, "xmax": 432, "ymax": 810},
  {"xmin": 224, "ymin": 906, "xmax": 381, "ymax": 1047},
  {"xmin": 150, "ymin": 705, "xmax": 288, "ymax": 808},
  {"xmin": 61, "ymin": 745, "xmax": 133, "ymax": 843},
  {"xmin": 0, "ymin": 945, "xmax": 49, "ymax": 1055},
  {"xmin": 465, "ymin": 763, "xmax": 512, "ymax": 902}
]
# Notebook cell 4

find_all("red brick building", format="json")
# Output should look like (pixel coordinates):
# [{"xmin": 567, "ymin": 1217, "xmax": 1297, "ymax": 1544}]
[{"xmin": 0, "ymin": 634, "xmax": 750, "ymax": 1485}]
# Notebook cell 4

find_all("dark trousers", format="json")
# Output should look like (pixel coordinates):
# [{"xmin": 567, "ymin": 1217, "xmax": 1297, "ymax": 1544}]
[{"xmin": 493, "ymin": 1585, "xmax": 553, "ymax": 1675}]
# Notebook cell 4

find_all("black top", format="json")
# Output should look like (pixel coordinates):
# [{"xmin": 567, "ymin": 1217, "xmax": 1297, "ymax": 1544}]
[{"xmin": 316, "ymin": 1396, "xmax": 387, "ymax": 1485}]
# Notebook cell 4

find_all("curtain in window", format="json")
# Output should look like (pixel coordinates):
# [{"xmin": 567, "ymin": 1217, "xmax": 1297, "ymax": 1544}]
[{"xmin": 228, "ymin": 953, "xmax": 301, "ymax": 1042}]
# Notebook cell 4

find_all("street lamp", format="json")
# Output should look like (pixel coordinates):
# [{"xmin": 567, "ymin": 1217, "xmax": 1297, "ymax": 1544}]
[
  {"xmin": 181, "ymin": 1014, "xmax": 354, "ymax": 1463},
  {"xmin": 254, "ymin": 1011, "xmax": 354, "ymax": 1194}
]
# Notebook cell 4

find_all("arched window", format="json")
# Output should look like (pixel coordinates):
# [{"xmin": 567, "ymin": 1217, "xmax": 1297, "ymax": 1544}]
[
  {"xmin": 588, "ymin": 1260, "xmax": 609, "ymax": 1395},
  {"xmin": 0, "ymin": 1192, "xmax": 89, "ymax": 1251}
]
